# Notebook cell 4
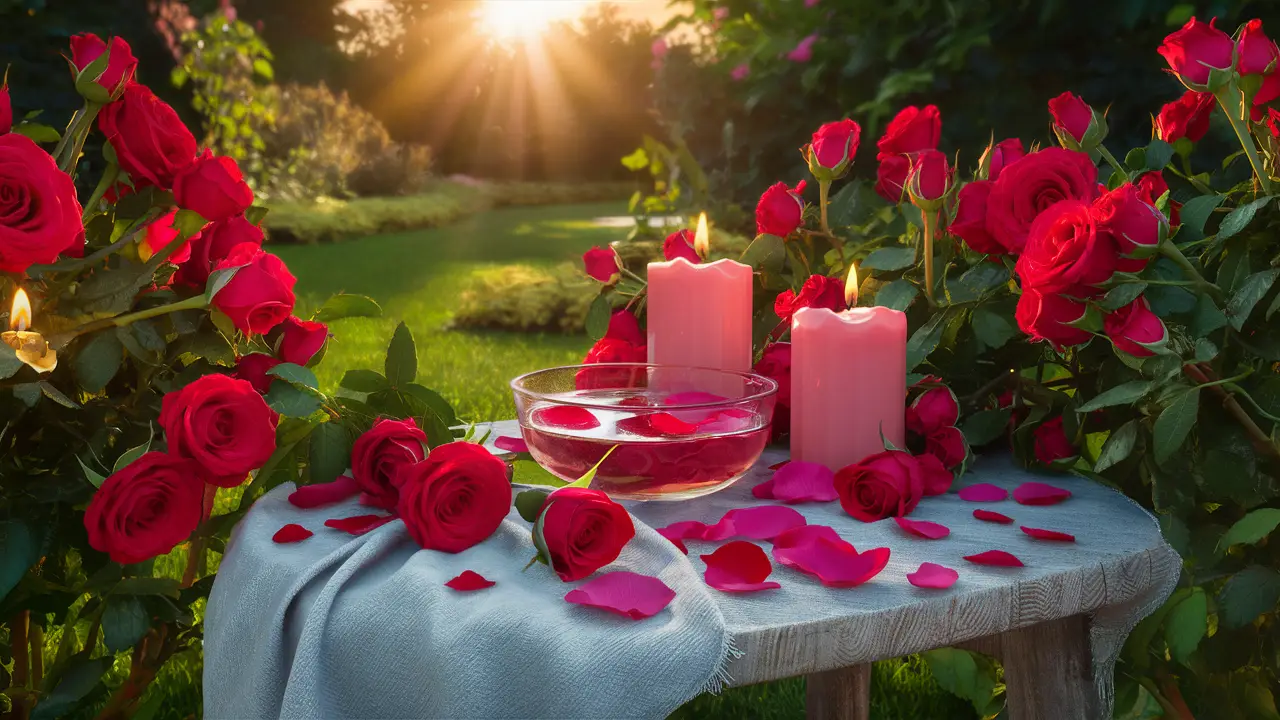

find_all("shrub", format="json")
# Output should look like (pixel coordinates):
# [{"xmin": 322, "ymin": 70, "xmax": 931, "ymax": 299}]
[
  {"xmin": 263, "ymin": 184, "xmax": 484, "ymax": 244},
  {"xmin": 451, "ymin": 263, "xmax": 597, "ymax": 334},
  {"xmin": 347, "ymin": 143, "xmax": 434, "ymax": 197}
]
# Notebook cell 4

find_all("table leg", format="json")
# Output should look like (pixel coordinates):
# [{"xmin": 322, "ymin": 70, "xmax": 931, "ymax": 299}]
[
  {"xmin": 804, "ymin": 663, "xmax": 870, "ymax": 720},
  {"xmin": 996, "ymin": 615, "xmax": 1097, "ymax": 720}
]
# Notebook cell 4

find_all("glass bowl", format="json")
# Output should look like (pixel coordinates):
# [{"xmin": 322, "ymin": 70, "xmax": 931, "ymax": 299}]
[{"xmin": 510, "ymin": 364, "xmax": 778, "ymax": 501}]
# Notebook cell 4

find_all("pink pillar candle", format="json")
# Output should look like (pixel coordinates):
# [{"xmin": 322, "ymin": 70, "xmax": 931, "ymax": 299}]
[
  {"xmin": 790, "ymin": 306, "xmax": 907, "ymax": 471},
  {"xmin": 646, "ymin": 257, "xmax": 753, "ymax": 393}
]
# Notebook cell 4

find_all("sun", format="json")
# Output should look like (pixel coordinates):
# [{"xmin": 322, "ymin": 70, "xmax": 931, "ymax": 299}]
[{"xmin": 477, "ymin": 0, "xmax": 595, "ymax": 43}]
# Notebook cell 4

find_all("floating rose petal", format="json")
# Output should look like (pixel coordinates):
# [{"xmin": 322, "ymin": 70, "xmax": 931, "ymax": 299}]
[
  {"xmin": 533, "ymin": 406, "xmax": 600, "ymax": 430},
  {"xmin": 324, "ymin": 514, "xmax": 396, "ymax": 535},
  {"xmin": 288, "ymin": 475, "xmax": 360, "ymax": 508},
  {"xmin": 754, "ymin": 461, "xmax": 838, "ymax": 504},
  {"xmin": 272, "ymin": 523, "xmax": 312, "ymax": 543},
  {"xmin": 618, "ymin": 396, "xmax": 653, "ymax": 408},
  {"xmin": 617, "ymin": 412, "xmax": 699, "ymax": 437},
  {"xmin": 445, "ymin": 570, "xmax": 495, "ymax": 591},
  {"xmin": 564, "ymin": 571, "xmax": 676, "ymax": 620},
  {"xmin": 893, "ymin": 516, "xmax": 950, "ymax": 540},
  {"xmin": 768, "ymin": 460, "xmax": 790, "ymax": 471},
  {"xmin": 907, "ymin": 562, "xmax": 959, "ymax": 589},
  {"xmin": 963, "ymin": 550, "xmax": 1024, "ymax": 567},
  {"xmin": 1013, "ymin": 481, "xmax": 1072, "ymax": 506},
  {"xmin": 494, "ymin": 436, "xmax": 529, "ymax": 454},
  {"xmin": 700, "ymin": 541, "xmax": 782, "ymax": 593},
  {"xmin": 774, "ymin": 537, "xmax": 890, "ymax": 588},
  {"xmin": 973, "ymin": 509, "xmax": 1014, "ymax": 524},
  {"xmin": 1020, "ymin": 526, "xmax": 1076, "ymax": 542},
  {"xmin": 701, "ymin": 505, "xmax": 807, "ymax": 541},
  {"xmin": 663, "ymin": 391, "xmax": 728, "ymax": 405},
  {"xmin": 957, "ymin": 483, "xmax": 1008, "ymax": 502}
]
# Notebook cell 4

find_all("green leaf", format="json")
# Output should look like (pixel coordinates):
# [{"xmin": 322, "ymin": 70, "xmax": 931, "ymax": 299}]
[
  {"xmin": 1095, "ymin": 420, "xmax": 1139, "ymax": 472},
  {"xmin": 252, "ymin": 57, "xmax": 274, "ymax": 81},
  {"xmin": 31, "ymin": 657, "xmax": 112, "ymax": 720},
  {"xmin": 385, "ymin": 321, "xmax": 417, "ymax": 387},
  {"xmin": 1153, "ymin": 389, "xmax": 1199, "ymax": 464},
  {"xmin": 314, "ymin": 294, "xmax": 383, "ymax": 323},
  {"xmin": 1217, "ymin": 196, "xmax": 1272, "ymax": 242},
  {"xmin": 585, "ymin": 295, "xmax": 612, "ymax": 341},
  {"xmin": 1164, "ymin": 587, "xmax": 1207, "ymax": 666},
  {"xmin": 402, "ymin": 383, "xmax": 458, "ymax": 428},
  {"xmin": 620, "ymin": 148, "xmax": 648, "ymax": 171},
  {"xmin": 826, "ymin": 181, "xmax": 864, "ymax": 227},
  {"xmin": 171, "ymin": 208, "xmax": 207, "ymax": 241},
  {"xmin": 1124, "ymin": 147, "xmax": 1146, "ymax": 171},
  {"xmin": 205, "ymin": 266, "xmax": 244, "ymax": 303},
  {"xmin": 40, "ymin": 382, "xmax": 79, "ymax": 408},
  {"xmin": 1144, "ymin": 139, "xmax": 1175, "ymax": 170},
  {"xmin": 921, "ymin": 648, "xmax": 998, "ymax": 714},
  {"xmin": 244, "ymin": 205, "xmax": 269, "ymax": 226},
  {"xmin": 0, "ymin": 346, "xmax": 23, "ymax": 379},
  {"xmin": 515, "ymin": 489, "xmax": 551, "ymax": 523},
  {"xmin": 102, "ymin": 596, "xmax": 150, "ymax": 652},
  {"xmin": 738, "ymin": 234, "xmax": 786, "ymax": 273},
  {"xmin": 563, "ymin": 445, "xmax": 619, "ymax": 489},
  {"xmin": 113, "ymin": 577, "xmax": 181, "ymax": 597},
  {"xmin": 1219, "ymin": 508, "xmax": 1280, "ymax": 550},
  {"xmin": 1077, "ymin": 381, "xmax": 1153, "ymax": 412},
  {"xmin": 960, "ymin": 408, "xmax": 1011, "ymax": 447},
  {"xmin": 861, "ymin": 246, "xmax": 917, "ymax": 272},
  {"xmin": 956, "ymin": 263, "xmax": 1009, "ymax": 298},
  {"xmin": 873, "ymin": 280, "xmax": 917, "ymax": 312},
  {"xmin": 1227, "ymin": 269, "xmax": 1279, "ymax": 330},
  {"xmin": 1176, "ymin": 194, "xmax": 1224, "ymax": 241},
  {"xmin": 971, "ymin": 307, "xmax": 1015, "ymax": 350},
  {"xmin": 0, "ymin": 520, "xmax": 38, "ymax": 604},
  {"xmin": 74, "ymin": 331, "xmax": 123, "ymax": 393},
  {"xmin": 308, "ymin": 422, "xmax": 352, "ymax": 485},
  {"xmin": 1101, "ymin": 282, "xmax": 1148, "ymax": 312},
  {"xmin": 265, "ymin": 382, "xmax": 323, "ymax": 418},
  {"xmin": 78, "ymin": 456, "xmax": 106, "ymax": 488},
  {"xmin": 113, "ymin": 428, "xmax": 153, "ymax": 474},
  {"xmin": 268, "ymin": 363, "xmax": 319, "ymax": 390},
  {"xmin": 1189, "ymin": 293, "xmax": 1229, "ymax": 338},
  {"xmin": 906, "ymin": 311, "xmax": 948, "ymax": 370},
  {"xmin": 1218, "ymin": 565, "xmax": 1280, "ymax": 629},
  {"xmin": 340, "ymin": 369, "xmax": 390, "ymax": 393},
  {"xmin": 1268, "ymin": 289, "xmax": 1280, "ymax": 320},
  {"xmin": 13, "ymin": 383, "xmax": 40, "ymax": 407},
  {"xmin": 1194, "ymin": 338, "xmax": 1219, "ymax": 362},
  {"xmin": 13, "ymin": 122, "xmax": 61, "ymax": 143}
]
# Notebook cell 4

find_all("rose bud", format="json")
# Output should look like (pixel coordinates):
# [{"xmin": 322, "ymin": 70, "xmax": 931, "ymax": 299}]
[
  {"xmin": 834, "ymin": 450, "xmax": 925, "ymax": 522},
  {"xmin": 1154, "ymin": 90, "xmax": 1214, "ymax": 144},
  {"xmin": 351, "ymin": 417, "xmax": 429, "ymax": 510},
  {"xmin": 173, "ymin": 150, "xmax": 254, "ymax": 222},
  {"xmin": 69, "ymin": 33, "xmax": 137, "ymax": 102},
  {"xmin": 1104, "ymin": 297, "xmax": 1168, "ymax": 358},
  {"xmin": 1137, "ymin": 171, "xmax": 1181, "ymax": 226},
  {"xmin": 1015, "ymin": 200, "xmax": 1118, "ymax": 297},
  {"xmin": 662, "ymin": 229, "xmax": 699, "ymax": 263},
  {"xmin": 98, "ymin": 83, "xmax": 199, "ymax": 191},
  {"xmin": 977, "ymin": 137, "xmax": 1024, "ymax": 181},
  {"xmin": 806, "ymin": 118, "xmax": 862, "ymax": 181},
  {"xmin": 532, "ymin": 487, "xmax": 635, "ymax": 582},
  {"xmin": 211, "ymin": 243, "xmax": 298, "ymax": 336},
  {"xmin": 582, "ymin": 245, "xmax": 620, "ymax": 283},
  {"xmin": 1015, "ymin": 288, "xmax": 1093, "ymax": 349},
  {"xmin": 755, "ymin": 180, "xmax": 806, "ymax": 238},
  {"xmin": 160, "ymin": 373, "xmax": 278, "ymax": 487},
  {"xmin": 84, "ymin": 452, "xmax": 204, "ymax": 564},
  {"xmin": 276, "ymin": 316, "xmax": 329, "ymax": 366},
  {"xmin": 0, "ymin": 82, "xmax": 11, "ymax": 135},
  {"xmin": 906, "ymin": 386, "xmax": 960, "ymax": 436},
  {"xmin": 906, "ymin": 149, "xmax": 952, "ymax": 210},
  {"xmin": 234, "ymin": 353, "xmax": 281, "ymax": 394},
  {"xmin": 173, "ymin": 215, "xmax": 265, "ymax": 288},
  {"xmin": 398, "ymin": 441, "xmax": 511, "ymax": 553},
  {"xmin": 1237, "ymin": 19, "xmax": 1279, "ymax": 75},
  {"xmin": 948, "ymin": 181, "xmax": 1002, "ymax": 255},
  {"xmin": 1158, "ymin": 17, "xmax": 1235, "ymax": 90},
  {"xmin": 774, "ymin": 274, "xmax": 845, "ymax": 325},
  {"xmin": 1092, "ymin": 183, "xmax": 1167, "ymax": 273},
  {"xmin": 1047, "ymin": 92, "xmax": 1107, "ymax": 152},
  {"xmin": 0, "ymin": 134, "xmax": 85, "ymax": 272},
  {"xmin": 1033, "ymin": 416, "xmax": 1078, "ymax": 466}
]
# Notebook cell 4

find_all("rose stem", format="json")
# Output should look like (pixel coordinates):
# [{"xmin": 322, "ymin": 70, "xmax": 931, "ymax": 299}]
[
  {"xmin": 1215, "ymin": 84, "xmax": 1273, "ymax": 195},
  {"xmin": 921, "ymin": 209, "xmax": 937, "ymax": 305},
  {"xmin": 818, "ymin": 179, "xmax": 831, "ymax": 235}
]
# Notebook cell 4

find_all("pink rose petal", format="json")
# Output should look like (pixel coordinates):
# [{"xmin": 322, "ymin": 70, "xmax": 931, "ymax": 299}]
[
  {"xmin": 494, "ymin": 436, "xmax": 529, "ymax": 453},
  {"xmin": 1013, "ymin": 481, "xmax": 1072, "ymax": 506},
  {"xmin": 773, "ymin": 537, "xmax": 890, "ymax": 588},
  {"xmin": 1020, "ymin": 526, "xmax": 1076, "ymax": 542},
  {"xmin": 700, "ymin": 541, "xmax": 781, "ymax": 593},
  {"xmin": 656, "ymin": 520, "xmax": 708, "ymax": 543},
  {"xmin": 616, "ymin": 412, "xmax": 699, "ymax": 437},
  {"xmin": 907, "ymin": 562, "xmax": 959, "ymax": 589},
  {"xmin": 772, "ymin": 524, "xmax": 846, "ymax": 551},
  {"xmin": 963, "ymin": 550, "xmax": 1024, "ymax": 567},
  {"xmin": 892, "ymin": 516, "xmax": 950, "ymax": 540},
  {"xmin": 564, "ymin": 571, "xmax": 676, "ymax": 620},
  {"xmin": 288, "ymin": 475, "xmax": 360, "ymax": 508},
  {"xmin": 272, "ymin": 523, "xmax": 313, "ymax": 543},
  {"xmin": 533, "ymin": 406, "xmax": 600, "ymax": 430},
  {"xmin": 701, "ymin": 505, "xmax": 807, "ymax": 541},
  {"xmin": 757, "ymin": 461, "xmax": 838, "ymax": 504},
  {"xmin": 324, "ymin": 514, "xmax": 396, "ymax": 535},
  {"xmin": 973, "ymin": 509, "xmax": 1014, "ymax": 524},
  {"xmin": 957, "ymin": 483, "xmax": 1008, "ymax": 502},
  {"xmin": 751, "ymin": 480, "xmax": 774, "ymax": 499},
  {"xmin": 445, "ymin": 570, "xmax": 495, "ymax": 591}
]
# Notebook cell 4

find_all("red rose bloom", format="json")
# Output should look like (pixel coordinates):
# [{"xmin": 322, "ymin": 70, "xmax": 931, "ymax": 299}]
[
  {"xmin": 1258, "ymin": 73, "xmax": 1280, "ymax": 109},
  {"xmin": 84, "ymin": 452, "xmax": 204, "ymax": 565},
  {"xmin": 98, "ymin": 83, "xmax": 197, "ymax": 190},
  {"xmin": 351, "ymin": 417, "xmax": 429, "ymax": 510},
  {"xmin": 583, "ymin": 246, "xmax": 620, "ymax": 282},
  {"xmin": 834, "ymin": 450, "xmax": 926, "ymax": 522},
  {"xmin": 0, "ymin": 83, "xmax": 11, "ymax": 135},
  {"xmin": 276, "ymin": 316, "xmax": 328, "ymax": 366},
  {"xmin": 774, "ymin": 274, "xmax": 845, "ymax": 324},
  {"xmin": 160, "ymin": 373, "xmax": 279, "ymax": 487},
  {"xmin": 754, "ymin": 342, "xmax": 791, "ymax": 441},
  {"xmin": 1158, "ymin": 17, "xmax": 1235, "ymax": 88},
  {"xmin": 1047, "ymin": 92, "xmax": 1094, "ymax": 144},
  {"xmin": 1155, "ymin": 90, "xmax": 1215, "ymax": 143},
  {"xmin": 986, "ymin": 148, "xmax": 1099, "ymax": 254},
  {"xmin": 1016, "ymin": 200, "xmax": 1118, "ymax": 295},
  {"xmin": 1136, "ymin": 172, "xmax": 1181, "ymax": 226},
  {"xmin": 907, "ymin": 149, "xmax": 951, "ymax": 202},
  {"xmin": 1015, "ymin": 288, "xmax": 1091, "ymax": 349},
  {"xmin": 173, "ymin": 215, "xmax": 265, "ymax": 289},
  {"xmin": 876, "ymin": 105, "xmax": 942, "ymax": 158},
  {"xmin": 925, "ymin": 426, "xmax": 967, "ymax": 470},
  {"xmin": 142, "ymin": 209, "xmax": 193, "ymax": 265},
  {"xmin": 397, "ymin": 441, "xmax": 512, "ymax": 553},
  {"xmin": 69, "ymin": 34, "xmax": 137, "ymax": 98},
  {"xmin": 173, "ymin": 150, "xmax": 253, "ymax": 222},
  {"xmin": 534, "ymin": 487, "xmax": 635, "ymax": 582},
  {"xmin": 809, "ymin": 118, "xmax": 861, "ymax": 173},
  {"xmin": 1237, "ymin": 19, "xmax": 1279, "ymax": 75},
  {"xmin": 915, "ymin": 453, "xmax": 954, "ymax": 496},
  {"xmin": 874, "ymin": 154, "xmax": 913, "ymax": 204},
  {"xmin": 755, "ymin": 180, "xmax": 806, "ymax": 237},
  {"xmin": 949, "ymin": 181, "xmax": 1003, "ymax": 254},
  {"xmin": 234, "ymin": 353, "xmax": 281, "ymax": 394},
  {"xmin": 983, "ymin": 138, "xmax": 1025, "ymax": 181},
  {"xmin": 662, "ymin": 229, "xmax": 699, "ymax": 263},
  {"xmin": 0, "ymin": 134, "xmax": 84, "ymax": 272},
  {"xmin": 578, "ymin": 310, "xmax": 647, "ymax": 389},
  {"xmin": 1093, "ymin": 183, "xmax": 1166, "ymax": 272},
  {"xmin": 211, "ymin": 244, "xmax": 297, "ymax": 335},
  {"xmin": 1033, "ymin": 417, "xmax": 1077, "ymax": 465},
  {"xmin": 1104, "ymin": 297, "xmax": 1167, "ymax": 358},
  {"xmin": 906, "ymin": 386, "xmax": 959, "ymax": 435}
]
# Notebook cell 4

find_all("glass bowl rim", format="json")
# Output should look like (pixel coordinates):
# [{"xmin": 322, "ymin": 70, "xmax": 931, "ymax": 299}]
[{"xmin": 510, "ymin": 363, "xmax": 779, "ymax": 410}]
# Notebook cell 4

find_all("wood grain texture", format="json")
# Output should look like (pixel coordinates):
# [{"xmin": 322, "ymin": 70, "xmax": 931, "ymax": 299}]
[
  {"xmin": 804, "ymin": 664, "xmax": 870, "ymax": 720},
  {"xmin": 1000, "ymin": 615, "xmax": 1097, "ymax": 719}
]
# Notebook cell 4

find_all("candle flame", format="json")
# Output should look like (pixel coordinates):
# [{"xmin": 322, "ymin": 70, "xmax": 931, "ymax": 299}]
[
  {"xmin": 693, "ymin": 212, "xmax": 710, "ymax": 258},
  {"xmin": 844, "ymin": 264, "xmax": 859, "ymax": 307},
  {"xmin": 10, "ymin": 289, "xmax": 30, "ymax": 332}
]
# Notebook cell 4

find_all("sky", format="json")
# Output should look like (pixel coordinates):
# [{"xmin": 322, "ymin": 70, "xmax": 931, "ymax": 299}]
[{"xmin": 341, "ymin": 0, "xmax": 674, "ymax": 26}]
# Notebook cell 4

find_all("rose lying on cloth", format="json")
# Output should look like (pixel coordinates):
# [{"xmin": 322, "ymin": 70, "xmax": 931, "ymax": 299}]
[
  {"xmin": 211, "ymin": 243, "xmax": 297, "ymax": 335},
  {"xmin": 398, "ymin": 441, "xmax": 511, "ymax": 553},
  {"xmin": 533, "ymin": 487, "xmax": 636, "ymax": 582},
  {"xmin": 160, "ymin": 373, "xmax": 279, "ymax": 487},
  {"xmin": 351, "ymin": 417, "xmax": 429, "ymax": 510},
  {"xmin": 98, "ymin": 82, "xmax": 197, "ymax": 191},
  {"xmin": 834, "ymin": 450, "xmax": 926, "ymax": 522},
  {"xmin": 174, "ymin": 214, "xmax": 265, "ymax": 289},
  {"xmin": 84, "ymin": 452, "xmax": 205, "ymax": 564},
  {"xmin": 174, "ymin": 149, "xmax": 254, "ymax": 222},
  {"xmin": 755, "ymin": 180, "xmax": 806, "ymax": 238},
  {"xmin": 0, "ymin": 134, "xmax": 85, "ymax": 272},
  {"xmin": 983, "ymin": 147, "xmax": 1099, "ymax": 254}
]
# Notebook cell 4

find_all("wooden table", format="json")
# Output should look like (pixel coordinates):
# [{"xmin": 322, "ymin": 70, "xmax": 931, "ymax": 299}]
[{"xmin": 486, "ymin": 420, "xmax": 1180, "ymax": 720}]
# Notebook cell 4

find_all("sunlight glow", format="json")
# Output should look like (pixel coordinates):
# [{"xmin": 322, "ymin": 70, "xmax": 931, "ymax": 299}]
[{"xmin": 478, "ymin": 0, "xmax": 596, "ymax": 43}]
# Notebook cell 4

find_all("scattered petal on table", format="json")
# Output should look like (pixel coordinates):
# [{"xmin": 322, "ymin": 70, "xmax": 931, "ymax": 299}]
[
  {"xmin": 494, "ymin": 436, "xmax": 529, "ymax": 454},
  {"xmin": 533, "ymin": 406, "xmax": 600, "ymax": 431},
  {"xmin": 445, "ymin": 571, "xmax": 495, "ymax": 591},
  {"xmin": 288, "ymin": 475, "xmax": 360, "ymax": 508},
  {"xmin": 760, "ymin": 461, "xmax": 838, "ymax": 504},
  {"xmin": 564, "ymin": 571, "xmax": 676, "ymax": 620},
  {"xmin": 907, "ymin": 562, "xmax": 959, "ymax": 589},
  {"xmin": 963, "ymin": 550, "xmax": 1024, "ymax": 567},
  {"xmin": 772, "ymin": 524, "xmax": 846, "ymax": 552},
  {"xmin": 1013, "ymin": 481, "xmax": 1072, "ymax": 506},
  {"xmin": 324, "ymin": 514, "xmax": 397, "ymax": 535},
  {"xmin": 701, "ymin": 505, "xmax": 807, "ymax": 541},
  {"xmin": 656, "ymin": 520, "xmax": 708, "ymax": 545},
  {"xmin": 751, "ymin": 479, "xmax": 774, "ymax": 500},
  {"xmin": 973, "ymin": 509, "xmax": 1014, "ymax": 524},
  {"xmin": 700, "ymin": 541, "xmax": 781, "ymax": 593},
  {"xmin": 893, "ymin": 516, "xmax": 950, "ymax": 540},
  {"xmin": 774, "ymin": 537, "xmax": 890, "ymax": 587},
  {"xmin": 768, "ymin": 460, "xmax": 790, "ymax": 471},
  {"xmin": 957, "ymin": 483, "xmax": 1008, "ymax": 503},
  {"xmin": 272, "ymin": 523, "xmax": 313, "ymax": 544},
  {"xmin": 1020, "ymin": 526, "xmax": 1076, "ymax": 542}
]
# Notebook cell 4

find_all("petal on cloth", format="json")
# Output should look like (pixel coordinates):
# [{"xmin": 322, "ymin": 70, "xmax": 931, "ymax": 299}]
[
  {"xmin": 907, "ymin": 562, "xmax": 958, "ymax": 589},
  {"xmin": 1020, "ymin": 526, "xmax": 1076, "ymax": 542},
  {"xmin": 656, "ymin": 520, "xmax": 708, "ymax": 548},
  {"xmin": 493, "ymin": 436, "xmax": 529, "ymax": 453},
  {"xmin": 324, "ymin": 514, "xmax": 396, "ymax": 535},
  {"xmin": 1013, "ymin": 481, "xmax": 1072, "ymax": 506},
  {"xmin": 272, "ymin": 523, "xmax": 313, "ymax": 543},
  {"xmin": 973, "ymin": 509, "xmax": 1014, "ymax": 524},
  {"xmin": 701, "ymin": 505, "xmax": 807, "ymax": 541},
  {"xmin": 957, "ymin": 483, "xmax": 1008, "ymax": 502},
  {"xmin": 288, "ymin": 475, "xmax": 360, "ymax": 508},
  {"xmin": 445, "ymin": 571, "xmax": 495, "ymax": 591},
  {"xmin": 771, "ymin": 524, "xmax": 847, "ymax": 552},
  {"xmin": 700, "ymin": 541, "xmax": 781, "ymax": 593},
  {"xmin": 564, "ymin": 571, "xmax": 676, "ymax": 620},
  {"xmin": 753, "ymin": 461, "xmax": 837, "ymax": 503},
  {"xmin": 773, "ymin": 536, "xmax": 889, "ymax": 587},
  {"xmin": 963, "ymin": 550, "xmax": 1024, "ymax": 567},
  {"xmin": 892, "ymin": 516, "xmax": 950, "ymax": 539}
]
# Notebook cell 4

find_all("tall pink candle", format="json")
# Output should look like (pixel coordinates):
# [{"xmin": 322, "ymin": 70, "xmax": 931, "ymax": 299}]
[
  {"xmin": 646, "ymin": 257, "xmax": 753, "ymax": 382},
  {"xmin": 790, "ymin": 306, "xmax": 907, "ymax": 471}
]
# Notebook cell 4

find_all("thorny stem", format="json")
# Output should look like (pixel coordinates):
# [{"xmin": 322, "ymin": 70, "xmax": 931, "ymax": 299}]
[
  {"xmin": 82, "ymin": 163, "xmax": 119, "ymax": 222},
  {"xmin": 57, "ymin": 102, "xmax": 103, "ymax": 177},
  {"xmin": 48, "ymin": 294, "xmax": 208, "ymax": 350},
  {"xmin": 1183, "ymin": 362, "xmax": 1280, "ymax": 464},
  {"xmin": 182, "ymin": 485, "xmax": 219, "ymax": 588}
]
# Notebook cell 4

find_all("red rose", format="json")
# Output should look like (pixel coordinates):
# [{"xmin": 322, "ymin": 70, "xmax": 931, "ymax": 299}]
[
  {"xmin": 755, "ymin": 180, "xmax": 806, "ymax": 237},
  {"xmin": 662, "ymin": 229, "xmax": 699, "ymax": 263},
  {"xmin": 924, "ymin": 426, "xmax": 967, "ymax": 469},
  {"xmin": 534, "ymin": 487, "xmax": 635, "ymax": 582},
  {"xmin": 234, "ymin": 353, "xmax": 280, "ymax": 394},
  {"xmin": 1104, "ymin": 297, "xmax": 1167, "ymax": 357},
  {"xmin": 1158, "ymin": 17, "xmax": 1235, "ymax": 88},
  {"xmin": 915, "ymin": 453, "xmax": 954, "ymax": 496},
  {"xmin": 808, "ymin": 118, "xmax": 861, "ymax": 176},
  {"xmin": 948, "ymin": 181, "xmax": 1003, "ymax": 254},
  {"xmin": 1016, "ymin": 200, "xmax": 1118, "ymax": 295},
  {"xmin": 1237, "ymin": 19, "xmax": 1279, "ymax": 75},
  {"xmin": 578, "ymin": 310, "xmax": 646, "ymax": 389},
  {"xmin": 906, "ymin": 386, "xmax": 959, "ymax": 435},
  {"xmin": 1015, "ymin": 288, "xmax": 1091, "ymax": 348},
  {"xmin": 1136, "ymin": 172, "xmax": 1181, "ymax": 226},
  {"xmin": 276, "ymin": 316, "xmax": 328, "ymax": 366},
  {"xmin": 0, "ymin": 134, "xmax": 84, "ymax": 272},
  {"xmin": 834, "ymin": 450, "xmax": 925, "ymax": 522},
  {"xmin": 211, "ymin": 244, "xmax": 297, "ymax": 335},
  {"xmin": 774, "ymin": 274, "xmax": 845, "ymax": 324},
  {"xmin": 160, "ymin": 373, "xmax": 278, "ymax": 487},
  {"xmin": 173, "ymin": 150, "xmax": 253, "ymax": 222},
  {"xmin": 1047, "ymin": 92, "xmax": 1094, "ymax": 144},
  {"xmin": 351, "ymin": 417, "xmax": 429, "ymax": 510},
  {"xmin": 142, "ymin": 209, "xmax": 193, "ymax": 265},
  {"xmin": 1155, "ymin": 90, "xmax": 1215, "ymax": 143},
  {"xmin": 0, "ymin": 83, "xmax": 10, "ymax": 135},
  {"xmin": 98, "ymin": 83, "xmax": 197, "ymax": 190},
  {"xmin": 1258, "ymin": 73, "xmax": 1280, "ymax": 109},
  {"xmin": 907, "ymin": 149, "xmax": 951, "ymax": 203},
  {"xmin": 604, "ymin": 309, "xmax": 644, "ymax": 345},
  {"xmin": 69, "ymin": 34, "xmax": 137, "ymax": 98},
  {"xmin": 876, "ymin": 105, "xmax": 941, "ymax": 158},
  {"xmin": 583, "ymin": 246, "xmax": 620, "ymax": 282},
  {"xmin": 1269, "ymin": 107, "xmax": 1280, "ymax": 138},
  {"xmin": 874, "ymin": 154, "xmax": 913, "ymax": 204},
  {"xmin": 986, "ymin": 147, "xmax": 1099, "ymax": 254},
  {"xmin": 173, "ymin": 215, "xmax": 265, "ymax": 289},
  {"xmin": 397, "ymin": 441, "xmax": 511, "ymax": 553},
  {"xmin": 84, "ymin": 452, "xmax": 204, "ymax": 564},
  {"xmin": 753, "ymin": 342, "xmax": 791, "ymax": 407},
  {"xmin": 982, "ymin": 137, "xmax": 1025, "ymax": 181},
  {"xmin": 1033, "ymin": 417, "xmax": 1077, "ymax": 465},
  {"xmin": 1092, "ymin": 183, "xmax": 1166, "ymax": 273}
]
